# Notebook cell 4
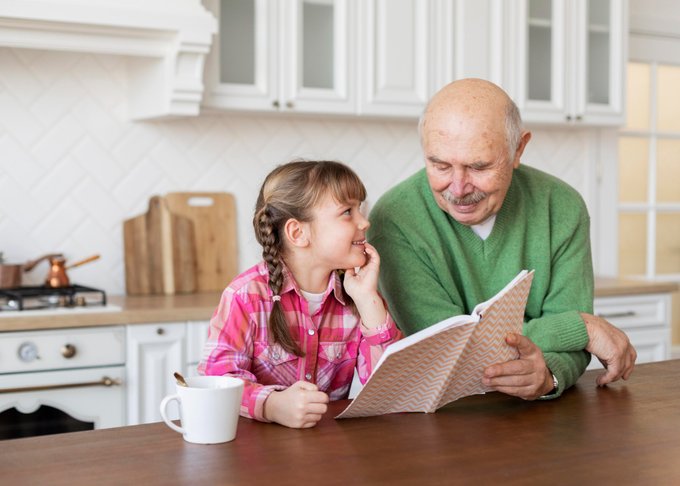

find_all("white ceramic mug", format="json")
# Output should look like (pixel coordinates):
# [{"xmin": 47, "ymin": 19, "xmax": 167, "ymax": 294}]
[{"xmin": 160, "ymin": 375, "xmax": 244, "ymax": 444}]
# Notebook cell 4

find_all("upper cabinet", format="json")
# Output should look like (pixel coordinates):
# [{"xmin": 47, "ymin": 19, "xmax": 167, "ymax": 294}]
[
  {"xmin": 358, "ymin": 0, "xmax": 434, "ymax": 117},
  {"xmin": 203, "ymin": 0, "xmax": 627, "ymax": 124},
  {"xmin": 501, "ymin": 0, "xmax": 627, "ymax": 125},
  {"xmin": 203, "ymin": 0, "xmax": 437, "ymax": 118},
  {"xmin": 203, "ymin": 0, "xmax": 355, "ymax": 114}
]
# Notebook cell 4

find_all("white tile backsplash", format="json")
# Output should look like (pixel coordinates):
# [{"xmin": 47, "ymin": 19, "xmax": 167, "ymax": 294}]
[{"xmin": 0, "ymin": 47, "xmax": 596, "ymax": 295}]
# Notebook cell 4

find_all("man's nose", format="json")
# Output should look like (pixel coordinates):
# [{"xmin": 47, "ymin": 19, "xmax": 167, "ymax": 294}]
[{"xmin": 447, "ymin": 170, "xmax": 472, "ymax": 197}]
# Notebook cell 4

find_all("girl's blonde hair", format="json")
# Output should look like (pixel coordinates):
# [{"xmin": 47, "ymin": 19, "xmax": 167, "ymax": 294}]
[{"xmin": 253, "ymin": 160, "xmax": 367, "ymax": 356}]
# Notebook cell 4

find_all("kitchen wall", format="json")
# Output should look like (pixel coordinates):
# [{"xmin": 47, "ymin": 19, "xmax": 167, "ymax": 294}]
[{"xmin": 0, "ymin": 47, "xmax": 597, "ymax": 296}]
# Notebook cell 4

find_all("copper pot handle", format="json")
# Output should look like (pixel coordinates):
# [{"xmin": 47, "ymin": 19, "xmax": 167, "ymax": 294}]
[
  {"xmin": 65, "ymin": 254, "xmax": 101, "ymax": 269},
  {"xmin": 23, "ymin": 253, "xmax": 64, "ymax": 272}
]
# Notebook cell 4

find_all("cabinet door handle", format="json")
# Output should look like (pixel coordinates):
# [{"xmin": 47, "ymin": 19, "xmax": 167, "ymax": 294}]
[
  {"xmin": 0, "ymin": 376, "xmax": 122, "ymax": 394},
  {"xmin": 286, "ymin": 100, "xmax": 294, "ymax": 109},
  {"xmin": 576, "ymin": 115, "xmax": 583, "ymax": 121},
  {"xmin": 566, "ymin": 115, "xmax": 572, "ymax": 121},
  {"xmin": 597, "ymin": 311, "xmax": 636, "ymax": 319},
  {"xmin": 272, "ymin": 100, "xmax": 280, "ymax": 108}
]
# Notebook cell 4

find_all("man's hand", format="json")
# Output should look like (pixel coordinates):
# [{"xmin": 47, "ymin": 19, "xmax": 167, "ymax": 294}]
[
  {"xmin": 581, "ymin": 312, "xmax": 637, "ymax": 386},
  {"xmin": 482, "ymin": 333, "xmax": 555, "ymax": 400},
  {"xmin": 263, "ymin": 381, "xmax": 329, "ymax": 428}
]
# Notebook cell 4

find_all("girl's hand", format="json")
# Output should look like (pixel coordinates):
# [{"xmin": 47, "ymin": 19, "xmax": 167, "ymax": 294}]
[
  {"xmin": 343, "ymin": 243, "xmax": 387, "ymax": 329},
  {"xmin": 343, "ymin": 242, "xmax": 380, "ymax": 299},
  {"xmin": 263, "ymin": 381, "xmax": 329, "ymax": 428}
]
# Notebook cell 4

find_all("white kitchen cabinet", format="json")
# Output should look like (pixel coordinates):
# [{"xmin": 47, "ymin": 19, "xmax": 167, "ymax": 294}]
[
  {"xmin": 358, "ymin": 0, "xmax": 434, "ymax": 117},
  {"xmin": 126, "ymin": 322, "xmax": 186, "ymax": 425},
  {"xmin": 204, "ymin": 0, "xmax": 356, "ymax": 114},
  {"xmin": 185, "ymin": 320, "xmax": 210, "ymax": 377},
  {"xmin": 501, "ymin": 0, "xmax": 627, "ymax": 125},
  {"xmin": 589, "ymin": 293, "xmax": 671, "ymax": 369}
]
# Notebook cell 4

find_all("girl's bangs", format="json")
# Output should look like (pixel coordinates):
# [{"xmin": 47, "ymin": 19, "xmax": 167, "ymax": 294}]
[{"xmin": 319, "ymin": 165, "xmax": 366, "ymax": 205}]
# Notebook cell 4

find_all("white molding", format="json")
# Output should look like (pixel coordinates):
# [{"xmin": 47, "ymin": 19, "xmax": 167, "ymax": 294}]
[{"xmin": 0, "ymin": 0, "xmax": 217, "ymax": 120}]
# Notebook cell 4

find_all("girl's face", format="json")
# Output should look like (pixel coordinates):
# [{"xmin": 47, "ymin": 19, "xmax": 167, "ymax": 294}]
[{"xmin": 306, "ymin": 193, "xmax": 370, "ymax": 272}]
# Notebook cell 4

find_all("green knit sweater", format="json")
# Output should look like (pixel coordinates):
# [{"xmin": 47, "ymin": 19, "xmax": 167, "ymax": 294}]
[{"xmin": 368, "ymin": 165, "xmax": 592, "ymax": 396}]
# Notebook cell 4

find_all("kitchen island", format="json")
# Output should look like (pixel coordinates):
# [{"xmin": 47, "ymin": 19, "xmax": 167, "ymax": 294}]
[{"xmin": 2, "ymin": 360, "xmax": 679, "ymax": 485}]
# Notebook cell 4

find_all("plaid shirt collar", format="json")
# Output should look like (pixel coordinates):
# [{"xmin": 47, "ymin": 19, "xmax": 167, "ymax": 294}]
[{"xmin": 279, "ymin": 263, "xmax": 346, "ymax": 306}]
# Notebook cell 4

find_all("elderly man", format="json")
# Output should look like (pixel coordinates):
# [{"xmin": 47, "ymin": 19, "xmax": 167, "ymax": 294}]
[{"xmin": 368, "ymin": 78, "xmax": 636, "ymax": 399}]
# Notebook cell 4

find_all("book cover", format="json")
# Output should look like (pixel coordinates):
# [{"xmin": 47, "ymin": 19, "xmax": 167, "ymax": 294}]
[{"xmin": 336, "ymin": 270, "xmax": 534, "ymax": 419}]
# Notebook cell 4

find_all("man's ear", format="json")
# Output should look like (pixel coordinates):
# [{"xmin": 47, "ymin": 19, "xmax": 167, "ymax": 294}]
[
  {"xmin": 283, "ymin": 218, "xmax": 310, "ymax": 248},
  {"xmin": 512, "ymin": 130, "xmax": 532, "ymax": 169}
]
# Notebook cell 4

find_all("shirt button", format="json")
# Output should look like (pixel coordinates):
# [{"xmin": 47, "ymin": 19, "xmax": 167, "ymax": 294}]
[
  {"xmin": 307, "ymin": 329, "xmax": 315, "ymax": 336},
  {"xmin": 305, "ymin": 373, "xmax": 312, "ymax": 380}
]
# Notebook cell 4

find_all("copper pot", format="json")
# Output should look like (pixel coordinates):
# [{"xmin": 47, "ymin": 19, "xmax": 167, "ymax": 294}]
[
  {"xmin": 45, "ymin": 254, "xmax": 101, "ymax": 288},
  {"xmin": 0, "ymin": 253, "xmax": 62, "ymax": 289}
]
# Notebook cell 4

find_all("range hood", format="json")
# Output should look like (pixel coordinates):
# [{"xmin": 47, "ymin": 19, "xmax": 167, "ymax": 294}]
[{"xmin": 0, "ymin": 0, "xmax": 217, "ymax": 120}]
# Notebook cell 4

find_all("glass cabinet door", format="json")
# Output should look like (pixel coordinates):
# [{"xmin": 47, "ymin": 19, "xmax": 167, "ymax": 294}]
[
  {"xmin": 507, "ymin": 0, "xmax": 624, "ymax": 125},
  {"xmin": 205, "ymin": 0, "xmax": 354, "ymax": 113},
  {"xmin": 280, "ymin": 0, "xmax": 355, "ymax": 113},
  {"xmin": 206, "ymin": 0, "xmax": 279, "ymax": 111},
  {"xmin": 522, "ymin": 0, "xmax": 568, "ymax": 122},
  {"xmin": 574, "ymin": 0, "xmax": 625, "ymax": 124}
]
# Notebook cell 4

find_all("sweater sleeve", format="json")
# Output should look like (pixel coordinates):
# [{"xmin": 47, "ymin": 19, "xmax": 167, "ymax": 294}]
[
  {"xmin": 369, "ymin": 205, "xmax": 465, "ymax": 334},
  {"xmin": 521, "ymin": 191, "xmax": 593, "ymax": 396}
]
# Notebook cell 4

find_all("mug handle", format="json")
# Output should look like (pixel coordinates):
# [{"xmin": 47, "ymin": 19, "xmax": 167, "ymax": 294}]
[{"xmin": 159, "ymin": 395, "xmax": 184, "ymax": 435}]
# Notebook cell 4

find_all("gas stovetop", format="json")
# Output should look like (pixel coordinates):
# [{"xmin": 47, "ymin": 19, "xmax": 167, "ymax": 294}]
[{"xmin": 0, "ymin": 285, "xmax": 107, "ymax": 312}]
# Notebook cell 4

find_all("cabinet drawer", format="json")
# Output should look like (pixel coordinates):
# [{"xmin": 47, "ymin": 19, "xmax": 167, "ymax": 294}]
[{"xmin": 594, "ymin": 294, "xmax": 668, "ymax": 330}]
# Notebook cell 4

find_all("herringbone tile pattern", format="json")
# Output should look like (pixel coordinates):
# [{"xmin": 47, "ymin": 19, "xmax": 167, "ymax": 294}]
[{"xmin": 0, "ymin": 47, "xmax": 592, "ymax": 295}]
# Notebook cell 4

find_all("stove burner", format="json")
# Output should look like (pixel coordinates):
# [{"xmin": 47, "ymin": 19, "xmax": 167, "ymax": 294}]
[{"xmin": 0, "ymin": 285, "xmax": 107, "ymax": 312}]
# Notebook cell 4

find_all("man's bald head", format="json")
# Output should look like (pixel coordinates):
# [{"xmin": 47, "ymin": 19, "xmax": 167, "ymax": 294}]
[{"xmin": 419, "ymin": 79, "xmax": 523, "ymax": 159}]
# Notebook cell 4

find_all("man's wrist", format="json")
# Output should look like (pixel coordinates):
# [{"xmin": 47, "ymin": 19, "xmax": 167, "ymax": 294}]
[{"xmin": 541, "ymin": 370, "xmax": 559, "ymax": 397}]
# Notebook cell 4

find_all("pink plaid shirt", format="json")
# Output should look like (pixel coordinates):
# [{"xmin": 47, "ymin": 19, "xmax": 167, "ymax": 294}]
[{"xmin": 198, "ymin": 261, "xmax": 402, "ymax": 422}]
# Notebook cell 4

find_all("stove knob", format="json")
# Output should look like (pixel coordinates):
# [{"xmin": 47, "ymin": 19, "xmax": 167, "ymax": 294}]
[
  {"xmin": 18, "ymin": 342, "xmax": 39, "ymax": 362},
  {"xmin": 61, "ymin": 343, "xmax": 77, "ymax": 359}
]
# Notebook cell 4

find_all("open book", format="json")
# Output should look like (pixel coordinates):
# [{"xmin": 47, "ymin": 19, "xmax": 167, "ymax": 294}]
[{"xmin": 336, "ymin": 270, "xmax": 534, "ymax": 419}]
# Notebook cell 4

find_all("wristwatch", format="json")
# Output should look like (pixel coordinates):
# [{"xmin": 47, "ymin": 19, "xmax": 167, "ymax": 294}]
[
  {"xmin": 549, "ymin": 373, "xmax": 559, "ymax": 394},
  {"xmin": 542, "ymin": 372, "xmax": 559, "ymax": 397}
]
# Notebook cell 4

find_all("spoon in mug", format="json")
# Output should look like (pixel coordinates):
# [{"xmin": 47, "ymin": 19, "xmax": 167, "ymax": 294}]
[{"xmin": 174, "ymin": 371, "xmax": 188, "ymax": 387}]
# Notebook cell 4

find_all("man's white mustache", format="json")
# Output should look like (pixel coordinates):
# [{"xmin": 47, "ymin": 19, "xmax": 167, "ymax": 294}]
[{"xmin": 442, "ymin": 190, "xmax": 487, "ymax": 205}]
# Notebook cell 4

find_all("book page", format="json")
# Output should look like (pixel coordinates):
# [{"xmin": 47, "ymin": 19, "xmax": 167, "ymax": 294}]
[
  {"xmin": 435, "ymin": 270, "xmax": 534, "ymax": 408},
  {"xmin": 371, "ymin": 312, "xmax": 478, "ymax": 371},
  {"xmin": 337, "ymin": 320, "xmax": 477, "ymax": 417},
  {"xmin": 471, "ymin": 269, "xmax": 529, "ymax": 317},
  {"xmin": 336, "ymin": 270, "xmax": 534, "ymax": 419}
]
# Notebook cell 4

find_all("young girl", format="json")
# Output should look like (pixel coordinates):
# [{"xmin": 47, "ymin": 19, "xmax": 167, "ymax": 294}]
[{"xmin": 198, "ymin": 160, "xmax": 402, "ymax": 429}]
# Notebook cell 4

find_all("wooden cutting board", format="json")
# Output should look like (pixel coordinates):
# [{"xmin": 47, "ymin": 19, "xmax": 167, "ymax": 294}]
[
  {"xmin": 123, "ymin": 196, "xmax": 197, "ymax": 295},
  {"xmin": 163, "ymin": 192, "xmax": 238, "ymax": 292}
]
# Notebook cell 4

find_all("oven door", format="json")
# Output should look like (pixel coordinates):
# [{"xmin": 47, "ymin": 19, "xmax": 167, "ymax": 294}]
[{"xmin": 0, "ymin": 366, "xmax": 125, "ymax": 440}]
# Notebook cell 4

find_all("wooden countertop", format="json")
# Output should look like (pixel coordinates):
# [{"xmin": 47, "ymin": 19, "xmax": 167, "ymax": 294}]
[
  {"xmin": 0, "ymin": 291, "xmax": 222, "ymax": 332},
  {"xmin": 1, "ymin": 277, "xmax": 676, "ymax": 333},
  {"xmin": 2, "ymin": 360, "xmax": 680, "ymax": 485},
  {"xmin": 594, "ymin": 276, "xmax": 678, "ymax": 297}
]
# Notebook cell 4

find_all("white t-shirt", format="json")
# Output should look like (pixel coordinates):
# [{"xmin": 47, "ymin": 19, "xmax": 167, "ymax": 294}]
[
  {"xmin": 300, "ymin": 289, "xmax": 325, "ymax": 315},
  {"xmin": 470, "ymin": 214, "xmax": 497, "ymax": 241}
]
